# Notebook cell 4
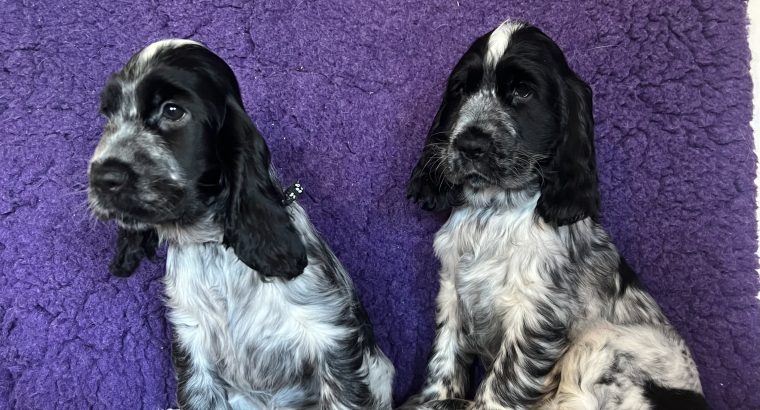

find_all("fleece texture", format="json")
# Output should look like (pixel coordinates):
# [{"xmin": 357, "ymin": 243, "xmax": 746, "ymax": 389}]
[{"xmin": 0, "ymin": 0, "xmax": 757, "ymax": 409}]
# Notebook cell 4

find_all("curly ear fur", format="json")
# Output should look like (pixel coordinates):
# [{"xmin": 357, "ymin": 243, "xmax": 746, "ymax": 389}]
[
  {"xmin": 109, "ymin": 227, "xmax": 158, "ymax": 277},
  {"xmin": 219, "ymin": 97, "xmax": 307, "ymax": 279},
  {"xmin": 537, "ymin": 74, "xmax": 600, "ymax": 226}
]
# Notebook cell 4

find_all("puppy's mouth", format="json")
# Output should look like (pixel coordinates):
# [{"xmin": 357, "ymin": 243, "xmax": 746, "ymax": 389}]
[
  {"xmin": 88, "ymin": 200, "xmax": 160, "ymax": 226},
  {"xmin": 446, "ymin": 151, "xmax": 539, "ymax": 190},
  {"xmin": 463, "ymin": 172, "xmax": 493, "ymax": 187},
  {"xmin": 87, "ymin": 186, "xmax": 185, "ymax": 226},
  {"xmin": 446, "ymin": 151, "xmax": 497, "ymax": 187}
]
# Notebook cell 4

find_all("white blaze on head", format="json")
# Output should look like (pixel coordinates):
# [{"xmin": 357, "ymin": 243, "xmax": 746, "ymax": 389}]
[
  {"xmin": 137, "ymin": 39, "xmax": 205, "ymax": 65},
  {"xmin": 485, "ymin": 21, "xmax": 525, "ymax": 69}
]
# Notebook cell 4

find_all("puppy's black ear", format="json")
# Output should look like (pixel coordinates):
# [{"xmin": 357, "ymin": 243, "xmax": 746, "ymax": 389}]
[
  {"xmin": 219, "ymin": 97, "xmax": 307, "ymax": 280},
  {"xmin": 407, "ymin": 98, "xmax": 465, "ymax": 212},
  {"xmin": 537, "ymin": 74, "xmax": 600, "ymax": 225},
  {"xmin": 109, "ymin": 227, "xmax": 158, "ymax": 277},
  {"xmin": 407, "ymin": 38, "xmax": 488, "ymax": 211}
]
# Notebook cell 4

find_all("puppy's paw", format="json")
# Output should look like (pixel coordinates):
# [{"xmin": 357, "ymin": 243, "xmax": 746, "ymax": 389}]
[{"xmin": 109, "ymin": 227, "xmax": 158, "ymax": 277}]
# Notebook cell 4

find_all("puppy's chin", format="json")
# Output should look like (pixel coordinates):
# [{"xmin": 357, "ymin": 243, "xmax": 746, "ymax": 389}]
[
  {"xmin": 89, "ymin": 208, "xmax": 155, "ymax": 231},
  {"xmin": 456, "ymin": 173, "xmax": 494, "ymax": 189},
  {"xmin": 114, "ymin": 218, "xmax": 153, "ymax": 231},
  {"xmin": 465, "ymin": 176, "xmax": 494, "ymax": 189},
  {"xmin": 88, "ymin": 193, "xmax": 176, "ymax": 228},
  {"xmin": 447, "ymin": 166, "xmax": 537, "ymax": 191},
  {"xmin": 446, "ymin": 160, "xmax": 498, "ymax": 189}
]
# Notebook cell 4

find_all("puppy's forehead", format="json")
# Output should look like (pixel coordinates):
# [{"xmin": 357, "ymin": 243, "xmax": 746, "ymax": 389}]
[
  {"xmin": 137, "ymin": 39, "xmax": 205, "ymax": 64},
  {"xmin": 101, "ymin": 40, "xmax": 206, "ymax": 114},
  {"xmin": 485, "ymin": 21, "xmax": 526, "ymax": 69},
  {"xmin": 119, "ymin": 39, "xmax": 205, "ymax": 79}
]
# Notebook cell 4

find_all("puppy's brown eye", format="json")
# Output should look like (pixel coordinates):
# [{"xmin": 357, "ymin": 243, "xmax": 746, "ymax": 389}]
[
  {"xmin": 512, "ymin": 84, "xmax": 533, "ymax": 99},
  {"xmin": 161, "ymin": 103, "xmax": 186, "ymax": 121}
]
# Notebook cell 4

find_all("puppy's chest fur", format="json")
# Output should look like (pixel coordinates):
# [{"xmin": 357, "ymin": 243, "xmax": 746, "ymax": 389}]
[
  {"xmin": 164, "ymin": 243, "xmax": 344, "ymax": 394},
  {"xmin": 434, "ymin": 197, "xmax": 566, "ymax": 361}
]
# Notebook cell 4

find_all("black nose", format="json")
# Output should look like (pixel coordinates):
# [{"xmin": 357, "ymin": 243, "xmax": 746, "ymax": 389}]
[
  {"xmin": 90, "ymin": 160, "xmax": 132, "ymax": 193},
  {"xmin": 454, "ymin": 127, "xmax": 491, "ymax": 159}
]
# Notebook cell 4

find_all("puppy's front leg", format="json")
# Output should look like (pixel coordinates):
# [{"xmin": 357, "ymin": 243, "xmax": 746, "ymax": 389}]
[
  {"xmin": 409, "ymin": 277, "xmax": 474, "ymax": 406},
  {"xmin": 470, "ymin": 307, "xmax": 567, "ymax": 410},
  {"xmin": 172, "ymin": 338, "xmax": 231, "ymax": 410},
  {"xmin": 316, "ymin": 349, "xmax": 376, "ymax": 410}
]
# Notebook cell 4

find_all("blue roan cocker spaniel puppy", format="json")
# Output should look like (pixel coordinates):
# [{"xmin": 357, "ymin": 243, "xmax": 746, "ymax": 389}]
[
  {"xmin": 87, "ymin": 40, "xmax": 393, "ymax": 410},
  {"xmin": 403, "ymin": 22, "xmax": 708, "ymax": 410}
]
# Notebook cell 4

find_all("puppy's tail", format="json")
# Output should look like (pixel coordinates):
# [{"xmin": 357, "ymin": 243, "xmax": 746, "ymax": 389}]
[{"xmin": 643, "ymin": 381, "xmax": 710, "ymax": 410}]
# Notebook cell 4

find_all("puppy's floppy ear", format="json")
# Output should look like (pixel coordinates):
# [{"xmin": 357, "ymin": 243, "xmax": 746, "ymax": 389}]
[
  {"xmin": 218, "ymin": 97, "xmax": 307, "ymax": 279},
  {"xmin": 537, "ymin": 74, "xmax": 600, "ymax": 225},
  {"xmin": 109, "ymin": 227, "xmax": 158, "ymax": 277},
  {"xmin": 407, "ymin": 39, "xmax": 487, "ymax": 211},
  {"xmin": 406, "ymin": 98, "xmax": 463, "ymax": 212}
]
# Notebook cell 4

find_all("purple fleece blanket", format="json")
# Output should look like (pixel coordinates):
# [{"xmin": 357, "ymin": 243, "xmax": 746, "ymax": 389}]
[{"xmin": 1, "ymin": 0, "xmax": 757, "ymax": 409}]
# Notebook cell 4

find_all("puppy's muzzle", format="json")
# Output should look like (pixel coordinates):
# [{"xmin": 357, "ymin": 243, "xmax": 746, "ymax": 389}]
[
  {"xmin": 454, "ymin": 126, "xmax": 492, "ymax": 160},
  {"xmin": 89, "ymin": 159, "xmax": 134, "ymax": 195}
]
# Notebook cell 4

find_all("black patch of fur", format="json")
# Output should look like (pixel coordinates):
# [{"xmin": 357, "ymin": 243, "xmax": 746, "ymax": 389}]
[
  {"xmin": 617, "ymin": 256, "xmax": 643, "ymax": 296},
  {"xmin": 152, "ymin": 44, "xmax": 309, "ymax": 279},
  {"xmin": 218, "ymin": 97, "xmax": 307, "ymax": 279},
  {"xmin": 525, "ymin": 27, "xmax": 600, "ymax": 226},
  {"xmin": 170, "ymin": 337, "xmax": 191, "ymax": 409},
  {"xmin": 643, "ymin": 381, "xmax": 710, "ymax": 410}
]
